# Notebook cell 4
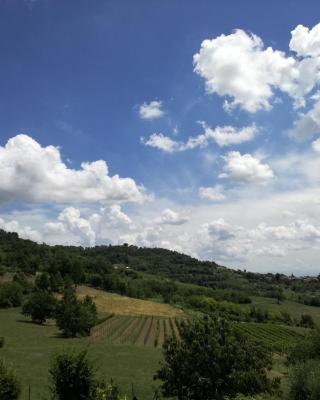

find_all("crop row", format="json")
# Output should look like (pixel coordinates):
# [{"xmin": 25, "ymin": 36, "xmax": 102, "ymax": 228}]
[
  {"xmin": 236, "ymin": 323, "xmax": 303, "ymax": 352},
  {"xmin": 90, "ymin": 315, "xmax": 182, "ymax": 347}
]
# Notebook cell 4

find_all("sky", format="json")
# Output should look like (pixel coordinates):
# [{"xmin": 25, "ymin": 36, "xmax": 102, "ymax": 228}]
[{"xmin": 2, "ymin": 1, "xmax": 320, "ymax": 275}]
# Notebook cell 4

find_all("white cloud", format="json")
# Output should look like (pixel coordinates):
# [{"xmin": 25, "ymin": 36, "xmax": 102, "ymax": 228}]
[
  {"xmin": 0, "ymin": 134, "xmax": 145, "ymax": 205},
  {"xmin": 199, "ymin": 186, "xmax": 226, "ymax": 201},
  {"xmin": 193, "ymin": 24, "xmax": 320, "ymax": 112},
  {"xmin": 290, "ymin": 23, "xmax": 320, "ymax": 57},
  {"xmin": 220, "ymin": 151, "xmax": 274, "ymax": 183},
  {"xmin": 142, "ymin": 124, "xmax": 257, "ymax": 152},
  {"xmin": 0, "ymin": 217, "xmax": 42, "ymax": 243},
  {"xmin": 155, "ymin": 208, "xmax": 189, "ymax": 225},
  {"xmin": 58, "ymin": 207, "xmax": 96, "ymax": 246},
  {"xmin": 141, "ymin": 133, "xmax": 179, "ymax": 153},
  {"xmin": 312, "ymin": 137, "xmax": 320, "ymax": 152},
  {"xmin": 289, "ymin": 99, "xmax": 320, "ymax": 140},
  {"xmin": 193, "ymin": 29, "xmax": 296, "ymax": 112},
  {"xmin": 139, "ymin": 100, "xmax": 164, "ymax": 120}
]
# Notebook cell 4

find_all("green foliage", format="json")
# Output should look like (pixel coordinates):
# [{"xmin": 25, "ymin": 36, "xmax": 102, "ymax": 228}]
[
  {"xmin": 0, "ymin": 359, "xmax": 21, "ymax": 400},
  {"xmin": 299, "ymin": 314, "xmax": 315, "ymax": 328},
  {"xmin": 55, "ymin": 287, "xmax": 97, "ymax": 337},
  {"xmin": 49, "ymin": 349, "xmax": 97, "ymax": 400},
  {"xmin": 287, "ymin": 360, "xmax": 320, "ymax": 400},
  {"xmin": 156, "ymin": 316, "xmax": 277, "ymax": 400},
  {"xmin": 0, "ymin": 337, "xmax": 4, "ymax": 348},
  {"xmin": 287, "ymin": 329, "xmax": 320, "ymax": 365},
  {"xmin": 22, "ymin": 290, "xmax": 56, "ymax": 324},
  {"xmin": 0, "ymin": 282, "xmax": 23, "ymax": 308},
  {"xmin": 49, "ymin": 349, "xmax": 124, "ymax": 400}
]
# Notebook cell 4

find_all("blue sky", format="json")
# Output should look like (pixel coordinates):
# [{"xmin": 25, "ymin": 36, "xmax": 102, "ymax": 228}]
[{"xmin": 1, "ymin": 0, "xmax": 320, "ymax": 275}]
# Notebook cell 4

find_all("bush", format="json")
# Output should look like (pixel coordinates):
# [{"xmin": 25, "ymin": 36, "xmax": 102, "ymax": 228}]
[
  {"xmin": 288, "ymin": 360, "xmax": 320, "ymax": 400},
  {"xmin": 0, "ymin": 359, "xmax": 21, "ymax": 400}
]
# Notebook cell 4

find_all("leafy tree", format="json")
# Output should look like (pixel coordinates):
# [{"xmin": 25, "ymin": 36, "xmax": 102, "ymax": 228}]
[
  {"xmin": 22, "ymin": 291, "xmax": 56, "ymax": 324},
  {"xmin": 55, "ymin": 287, "xmax": 97, "ymax": 337},
  {"xmin": 49, "ymin": 349, "xmax": 97, "ymax": 400},
  {"xmin": 0, "ymin": 359, "xmax": 21, "ymax": 400},
  {"xmin": 155, "ymin": 316, "xmax": 276, "ymax": 400},
  {"xmin": 35, "ymin": 272, "xmax": 51, "ymax": 292},
  {"xmin": 0, "ymin": 282, "xmax": 23, "ymax": 308},
  {"xmin": 299, "ymin": 314, "xmax": 315, "ymax": 329}
]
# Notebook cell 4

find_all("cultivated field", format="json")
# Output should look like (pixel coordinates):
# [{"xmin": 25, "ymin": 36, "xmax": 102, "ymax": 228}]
[
  {"xmin": 90, "ymin": 314, "xmax": 181, "ymax": 346},
  {"xmin": 236, "ymin": 322, "xmax": 305, "ymax": 353},
  {"xmin": 77, "ymin": 286, "xmax": 184, "ymax": 317}
]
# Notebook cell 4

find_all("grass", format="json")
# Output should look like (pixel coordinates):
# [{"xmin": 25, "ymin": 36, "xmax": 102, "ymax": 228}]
[
  {"xmin": 0, "ymin": 308, "xmax": 162, "ymax": 400},
  {"xmin": 251, "ymin": 296, "xmax": 320, "ymax": 325},
  {"xmin": 77, "ymin": 286, "xmax": 184, "ymax": 317}
]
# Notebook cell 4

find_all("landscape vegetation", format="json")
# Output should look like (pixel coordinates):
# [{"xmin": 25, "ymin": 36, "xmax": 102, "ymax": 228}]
[{"xmin": 1, "ymin": 230, "xmax": 320, "ymax": 399}]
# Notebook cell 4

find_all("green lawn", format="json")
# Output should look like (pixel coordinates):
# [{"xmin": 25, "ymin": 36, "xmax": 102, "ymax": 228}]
[
  {"xmin": 0, "ymin": 308, "xmax": 162, "ymax": 400},
  {"xmin": 251, "ymin": 296, "xmax": 320, "ymax": 325}
]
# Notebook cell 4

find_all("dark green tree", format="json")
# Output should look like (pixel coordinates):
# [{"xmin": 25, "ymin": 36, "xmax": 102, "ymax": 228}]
[
  {"xmin": 49, "ymin": 349, "xmax": 97, "ymax": 400},
  {"xmin": 0, "ymin": 359, "xmax": 21, "ymax": 400},
  {"xmin": 55, "ymin": 287, "xmax": 97, "ymax": 337},
  {"xmin": 155, "ymin": 316, "xmax": 276, "ymax": 400},
  {"xmin": 0, "ymin": 282, "xmax": 23, "ymax": 308},
  {"xmin": 22, "ymin": 291, "xmax": 56, "ymax": 324}
]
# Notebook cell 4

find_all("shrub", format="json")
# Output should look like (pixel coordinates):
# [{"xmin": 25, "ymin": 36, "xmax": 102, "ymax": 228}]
[{"xmin": 0, "ymin": 359, "xmax": 21, "ymax": 400}]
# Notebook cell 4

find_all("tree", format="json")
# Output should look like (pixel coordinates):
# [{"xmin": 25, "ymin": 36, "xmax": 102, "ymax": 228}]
[
  {"xmin": 49, "ymin": 349, "xmax": 97, "ymax": 400},
  {"xmin": 22, "ymin": 291, "xmax": 56, "ymax": 324},
  {"xmin": 49, "ymin": 350, "xmax": 124, "ymax": 400},
  {"xmin": 55, "ymin": 287, "xmax": 97, "ymax": 337},
  {"xmin": 299, "ymin": 314, "xmax": 315, "ymax": 329},
  {"xmin": 0, "ymin": 359, "xmax": 21, "ymax": 400},
  {"xmin": 155, "ymin": 316, "xmax": 276, "ymax": 400},
  {"xmin": 0, "ymin": 282, "xmax": 23, "ymax": 308}
]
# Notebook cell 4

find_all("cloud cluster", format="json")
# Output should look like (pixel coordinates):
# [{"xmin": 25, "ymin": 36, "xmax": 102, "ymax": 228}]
[
  {"xmin": 0, "ymin": 134, "xmax": 145, "ymax": 205},
  {"xmin": 142, "ymin": 124, "xmax": 257, "ymax": 152},
  {"xmin": 219, "ymin": 151, "xmax": 274, "ymax": 183},
  {"xmin": 155, "ymin": 208, "xmax": 189, "ymax": 225},
  {"xmin": 199, "ymin": 186, "xmax": 226, "ymax": 201},
  {"xmin": 139, "ymin": 100, "xmax": 164, "ymax": 120},
  {"xmin": 193, "ymin": 24, "xmax": 320, "ymax": 113}
]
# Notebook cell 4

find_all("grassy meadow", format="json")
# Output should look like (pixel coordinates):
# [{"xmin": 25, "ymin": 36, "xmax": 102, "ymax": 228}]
[
  {"xmin": 251, "ymin": 295, "xmax": 320, "ymax": 325},
  {"xmin": 0, "ymin": 307, "xmax": 163, "ymax": 400}
]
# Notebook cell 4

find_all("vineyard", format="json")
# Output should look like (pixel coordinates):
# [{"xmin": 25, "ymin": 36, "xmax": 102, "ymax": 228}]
[
  {"xmin": 236, "ymin": 323, "xmax": 305, "ymax": 352},
  {"xmin": 90, "ymin": 314, "xmax": 182, "ymax": 347}
]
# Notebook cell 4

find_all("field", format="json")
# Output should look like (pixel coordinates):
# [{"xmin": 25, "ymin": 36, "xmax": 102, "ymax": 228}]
[
  {"xmin": 251, "ymin": 296, "xmax": 320, "ymax": 325},
  {"xmin": 90, "ymin": 314, "xmax": 181, "ymax": 347},
  {"xmin": 0, "ymin": 308, "xmax": 163, "ymax": 400},
  {"xmin": 236, "ymin": 322, "xmax": 305, "ymax": 352},
  {"xmin": 77, "ymin": 286, "xmax": 184, "ymax": 317}
]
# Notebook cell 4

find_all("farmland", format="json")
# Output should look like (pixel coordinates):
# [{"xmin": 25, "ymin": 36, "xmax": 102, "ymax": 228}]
[
  {"xmin": 90, "ymin": 314, "xmax": 181, "ymax": 346},
  {"xmin": 236, "ymin": 322, "xmax": 305, "ymax": 352},
  {"xmin": 76, "ymin": 285, "xmax": 184, "ymax": 317}
]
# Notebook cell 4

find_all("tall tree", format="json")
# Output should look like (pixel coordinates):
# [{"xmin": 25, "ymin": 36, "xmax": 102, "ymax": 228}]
[{"xmin": 156, "ymin": 316, "xmax": 276, "ymax": 400}]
